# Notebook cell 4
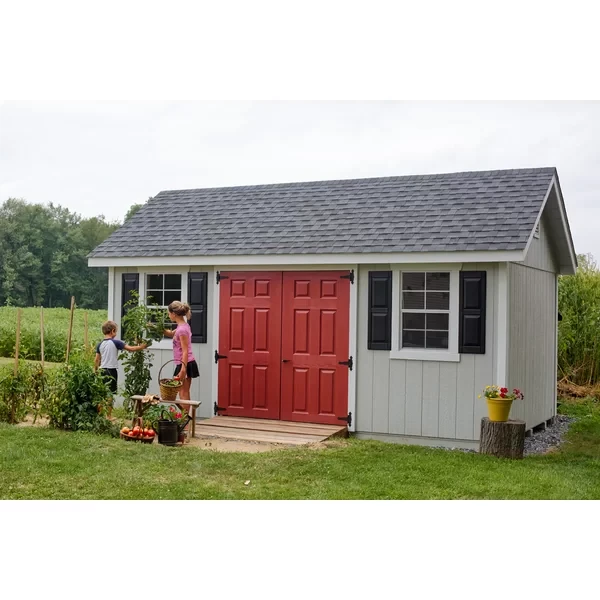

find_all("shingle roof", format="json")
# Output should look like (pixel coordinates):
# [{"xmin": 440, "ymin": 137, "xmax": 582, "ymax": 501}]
[{"xmin": 89, "ymin": 167, "xmax": 557, "ymax": 258}]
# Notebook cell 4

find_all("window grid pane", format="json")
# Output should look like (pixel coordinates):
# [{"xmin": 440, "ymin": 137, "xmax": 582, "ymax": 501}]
[
  {"xmin": 145, "ymin": 274, "xmax": 182, "ymax": 308},
  {"xmin": 401, "ymin": 271, "xmax": 450, "ymax": 350}
]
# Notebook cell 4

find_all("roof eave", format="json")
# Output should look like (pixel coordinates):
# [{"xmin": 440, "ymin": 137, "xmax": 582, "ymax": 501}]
[{"xmin": 88, "ymin": 249, "xmax": 525, "ymax": 268}]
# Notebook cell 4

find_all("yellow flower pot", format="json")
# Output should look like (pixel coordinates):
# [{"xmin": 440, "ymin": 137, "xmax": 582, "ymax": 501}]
[{"xmin": 486, "ymin": 397, "xmax": 513, "ymax": 422}]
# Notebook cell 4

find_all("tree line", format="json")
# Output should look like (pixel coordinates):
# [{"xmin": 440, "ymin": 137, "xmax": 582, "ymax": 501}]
[{"xmin": 0, "ymin": 199, "xmax": 144, "ymax": 309}]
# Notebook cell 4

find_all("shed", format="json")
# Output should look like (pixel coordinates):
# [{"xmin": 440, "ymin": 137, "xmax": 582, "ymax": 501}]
[{"xmin": 88, "ymin": 167, "xmax": 576, "ymax": 449}]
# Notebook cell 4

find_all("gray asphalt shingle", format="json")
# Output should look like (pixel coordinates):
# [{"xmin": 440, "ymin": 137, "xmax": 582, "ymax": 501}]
[{"xmin": 89, "ymin": 167, "xmax": 556, "ymax": 258}]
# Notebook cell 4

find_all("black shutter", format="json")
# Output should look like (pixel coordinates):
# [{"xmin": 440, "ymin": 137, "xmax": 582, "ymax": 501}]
[
  {"xmin": 188, "ymin": 272, "xmax": 208, "ymax": 343},
  {"xmin": 459, "ymin": 271, "xmax": 486, "ymax": 354},
  {"xmin": 368, "ymin": 271, "xmax": 392, "ymax": 350},
  {"xmin": 121, "ymin": 273, "xmax": 139, "ymax": 320}
]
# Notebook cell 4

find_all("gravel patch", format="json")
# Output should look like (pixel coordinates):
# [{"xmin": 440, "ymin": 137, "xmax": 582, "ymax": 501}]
[
  {"xmin": 434, "ymin": 414, "xmax": 576, "ymax": 455},
  {"xmin": 523, "ymin": 414, "xmax": 575, "ymax": 456}
]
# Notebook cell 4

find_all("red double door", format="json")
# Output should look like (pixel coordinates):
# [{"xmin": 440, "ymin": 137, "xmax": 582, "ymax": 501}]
[{"xmin": 217, "ymin": 271, "xmax": 350, "ymax": 425}]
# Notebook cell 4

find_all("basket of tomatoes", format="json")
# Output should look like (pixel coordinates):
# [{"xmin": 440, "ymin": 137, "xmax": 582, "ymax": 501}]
[{"xmin": 120, "ymin": 417, "xmax": 156, "ymax": 444}]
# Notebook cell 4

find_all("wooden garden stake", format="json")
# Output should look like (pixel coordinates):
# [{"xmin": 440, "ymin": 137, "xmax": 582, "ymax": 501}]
[
  {"xmin": 40, "ymin": 306, "xmax": 45, "ymax": 370},
  {"xmin": 66, "ymin": 296, "xmax": 75, "ymax": 363},
  {"xmin": 84, "ymin": 311, "xmax": 89, "ymax": 353},
  {"xmin": 14, "ymin": 308, "xmax": 22, "ymax": 376}
]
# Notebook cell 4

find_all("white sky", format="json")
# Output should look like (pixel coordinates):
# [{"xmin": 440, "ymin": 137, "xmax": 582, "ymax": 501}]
[{"xmin": 0, "ymin": 101, "xmax": 598, "ymax": 259}]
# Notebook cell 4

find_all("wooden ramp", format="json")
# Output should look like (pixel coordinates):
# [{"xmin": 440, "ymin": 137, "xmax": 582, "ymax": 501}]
[{"xmin": 194, "ymin": 416, "xmax": 348, "ymax": 446}]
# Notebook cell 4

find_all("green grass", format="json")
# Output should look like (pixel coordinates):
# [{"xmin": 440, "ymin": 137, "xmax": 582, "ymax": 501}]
[
  {"xmin": 1, "ymin": 401, "xmax": 599, "ymax": 500},
  {"xmin": 0, "ymin": 357, "xmax": 62, "ymax": 368}
]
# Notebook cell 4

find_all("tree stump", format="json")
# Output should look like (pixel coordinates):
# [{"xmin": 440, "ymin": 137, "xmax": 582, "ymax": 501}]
[{"xmin": 479, "ymin": 418, "xmax": 526, "ymax": 459}]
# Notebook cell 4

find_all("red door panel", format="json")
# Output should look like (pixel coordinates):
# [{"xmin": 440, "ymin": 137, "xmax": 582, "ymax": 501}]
[
  {"xmin": 280, "ymin": 272, "xmax": 350, "ymax": 425},
  {"xmin": 217, "ymin": 272, "xmax": 282, "ymax": 419}
]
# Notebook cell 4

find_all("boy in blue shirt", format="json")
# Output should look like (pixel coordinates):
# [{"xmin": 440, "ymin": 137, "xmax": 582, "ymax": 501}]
[{"xmin": 94, "ymin": 320, "xmax": 146, "ymax": 417}]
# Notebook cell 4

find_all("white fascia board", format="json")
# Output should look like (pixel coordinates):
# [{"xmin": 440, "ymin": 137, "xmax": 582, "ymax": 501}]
[
  {"xmin": 523, "ymin": 177, "xmax": 577, "ymax": 275},
  {"xmin": 552, "ymin": 177, "xmax": 578, "ymax": 274},
  {"xmin": 523, "ymin": 178, "xmax": 554, "ymax": 258},
  {"xmin": 88, "ymin": 250, "xmax": 524, "ymax": 268}
]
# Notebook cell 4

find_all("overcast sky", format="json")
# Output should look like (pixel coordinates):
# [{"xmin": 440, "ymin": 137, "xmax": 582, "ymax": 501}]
[{"xmin": 1, "ymin": 101, "xmax": 598, "ymax": 260}]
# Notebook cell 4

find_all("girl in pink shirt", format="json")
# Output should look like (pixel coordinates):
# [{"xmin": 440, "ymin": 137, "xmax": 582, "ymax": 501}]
[{"xmin": 163, "ymin": 301, "xmax": 199, "ymax": 405}]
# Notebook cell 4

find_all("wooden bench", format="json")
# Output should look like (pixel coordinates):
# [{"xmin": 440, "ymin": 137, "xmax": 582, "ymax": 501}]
[{"xmin": 131, "ymin": 395, "xmax": 201, "ymax": 439}]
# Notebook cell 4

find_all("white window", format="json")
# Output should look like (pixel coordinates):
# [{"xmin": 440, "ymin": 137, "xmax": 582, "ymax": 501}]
[
  {"xmin": 391, "ymin": 266, "xmax": 460, "ymax": 362},
  {"xmin": 145, "ymin": 274, "xmax": 182, "ymax": 308},
  {"xmin": 137, "ymin": 270, "xmax": 188, "ymax": 348},
  {"xmin": 401, "ymin": 272, "xmax": 450, "ymax": 349}
]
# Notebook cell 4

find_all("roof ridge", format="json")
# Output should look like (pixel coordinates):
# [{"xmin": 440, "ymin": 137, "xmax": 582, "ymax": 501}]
[{"xmin": 154, "ymin": 167, "xmax": 557, "ymax": 196}]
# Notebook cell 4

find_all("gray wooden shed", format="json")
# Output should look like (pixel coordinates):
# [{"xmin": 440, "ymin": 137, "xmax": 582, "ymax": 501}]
[{"xmin": 88, "ymin": 167, "xmax": 576, "ymax": 449}]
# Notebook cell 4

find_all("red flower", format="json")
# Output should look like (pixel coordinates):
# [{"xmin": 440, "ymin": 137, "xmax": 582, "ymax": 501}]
[
  {"xmin": 500, "ymin": 391, "xmax": 506, "ymax": 398},
  {"xmin": 500, "ymin": 387, "xmax": 508, "ymax": 393}
]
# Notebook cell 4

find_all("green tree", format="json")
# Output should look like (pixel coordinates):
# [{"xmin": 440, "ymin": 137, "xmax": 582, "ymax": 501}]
[{"xmin": 0, "ymin": 198, "xmax": 120, "ymax": 309}]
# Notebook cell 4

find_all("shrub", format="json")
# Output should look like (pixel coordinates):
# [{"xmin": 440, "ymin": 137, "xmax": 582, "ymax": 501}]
[
  {"xmin": 120, "ymin": 292, "xmax": 166, "ymax": 410},
  {"xmin": 42, "ymin": 352, "xmax": 118, "ymax": 435},
  {"xmin": 0, "ymin": 361, "xmax": 36, "ymax": 424}
]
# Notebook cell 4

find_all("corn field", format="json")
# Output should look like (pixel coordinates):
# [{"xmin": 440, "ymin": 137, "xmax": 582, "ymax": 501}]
[
  {"xmin": 0, "ymin": 307, "xmax": 107, "ymax": 363},
  {"xmin": 558, "ymin": 253, "xmax": 600, "ymax": 386}
]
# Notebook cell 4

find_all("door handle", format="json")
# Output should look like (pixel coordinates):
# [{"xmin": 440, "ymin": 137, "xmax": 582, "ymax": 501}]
[{"xmin": 282, "ymin": 359, "xmax": 290, "ymax": 363}]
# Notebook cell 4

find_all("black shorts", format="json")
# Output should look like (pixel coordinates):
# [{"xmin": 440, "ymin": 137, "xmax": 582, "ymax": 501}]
[
  {"xmin": 101, "ymin": 368, "xmax": 118, "ymax": 395},
  {"xmin": 174, "ymin": 360, "xmax": 199, "ymax": 379}
]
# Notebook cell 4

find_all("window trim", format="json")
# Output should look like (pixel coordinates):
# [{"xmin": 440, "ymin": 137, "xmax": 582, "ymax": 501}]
[
  {"xmin": 390, "ymin": 264, "xmax": 461, "ymax": 362},
  {"xmin": 138, "ymin": 268, "xmax": 189, "ymax": 350}
]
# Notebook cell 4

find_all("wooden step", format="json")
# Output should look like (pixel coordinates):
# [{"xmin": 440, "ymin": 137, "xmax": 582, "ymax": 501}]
[
  {"xmin": 193, "ymin": 416, "xmax": 348, "ymax": 445},
  {"xmin": 194, "ymin": 425, "xmax": 322, "ymax": 446},
  {"xmin": 204, "ymin": 416, "xmax": 346, "ymax": 437}
]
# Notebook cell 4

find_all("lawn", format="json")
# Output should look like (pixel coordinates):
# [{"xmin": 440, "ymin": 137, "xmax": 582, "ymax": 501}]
[{"xmin": 1, "ymin": 400, "xmax": 599, "ymax": 500}]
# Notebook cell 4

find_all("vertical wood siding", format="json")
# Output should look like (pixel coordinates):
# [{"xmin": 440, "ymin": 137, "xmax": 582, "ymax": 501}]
[
  {"xmin": 356, "ymin": 264, "xmax": 496, "ymax": 441},
  {"xmin": 507, "ymin": 217, "xmax": 558, "ymax": 428},
  {"xmin": 111, "ymin": 266, "xmax": 214, "ymax": 419}
]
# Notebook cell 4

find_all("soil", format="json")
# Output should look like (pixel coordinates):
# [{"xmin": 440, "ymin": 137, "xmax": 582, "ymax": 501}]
[{"xmin": 14, "ymin": 414, "xmax": 340, "ymax": 453}]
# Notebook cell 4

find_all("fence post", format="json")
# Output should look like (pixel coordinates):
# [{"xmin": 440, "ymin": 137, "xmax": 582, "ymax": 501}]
[{"xmin": 84, "ymin": 311, "xmax": 89, "ymax": 354}]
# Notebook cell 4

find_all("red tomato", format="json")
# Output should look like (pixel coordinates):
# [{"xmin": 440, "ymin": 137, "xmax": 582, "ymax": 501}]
[
  {"xmin": 132, "ymin": 426, "xmax": 141, "ymax": 436},
  {"xmin": 147, "ymin": 429, "xmax": 155, "ymax": 437}
]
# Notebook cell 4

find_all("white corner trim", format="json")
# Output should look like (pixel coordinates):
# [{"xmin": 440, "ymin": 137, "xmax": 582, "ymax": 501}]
[
  {"xmin": 347, "ymin": 264, "xmax": 358, "ymax": 432},
  {"xmin": 88, "ymin": 250, "xmax": 525, "ymax": 268},
  {"xmin": 211, "ymin": 271, "xmax": 220, "ymax": 415},
  {"xmin": 496, "ymin": 263, "xmax": 509, "ymax": 386},
  {"xmin": 107, "ymin": 267, "xmax": 115, "ymax": 322},
  {"xmin": 389, "ymin": 350, "xmax": 460, "ymax": 362}
]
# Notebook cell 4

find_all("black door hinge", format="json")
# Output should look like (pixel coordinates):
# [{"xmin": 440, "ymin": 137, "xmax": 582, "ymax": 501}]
[
  {"xmin": 340, "ymin": 269, "xmax": 354, "ymax": 284},
  {"xmin": 338, "ymin": 356, "xmax": 353, "ymax": 371},
  {"xmin": 216, "ymin": 271, "xmax": 229, "ymax": 284},
  {"xmin": 214, "ymin": 350, "xmax": 228, "ymax": 363},
  {"xmin": 214, "ymin": 402, "xmax": 227, "ymax": 415},
  {"xmin": 338, "ymin": 412, "xmax": 352, "ymax": 427}
]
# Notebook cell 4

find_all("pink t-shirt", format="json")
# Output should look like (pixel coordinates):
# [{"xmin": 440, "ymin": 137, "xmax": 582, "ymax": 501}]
[{"xmin": 173, "ymin": 322, "xmax": 195, "ymax": 364}]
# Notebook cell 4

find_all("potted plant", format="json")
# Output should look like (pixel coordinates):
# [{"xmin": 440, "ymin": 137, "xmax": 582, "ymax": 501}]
[{"xmin": 479, "ymin": 385, "xmax": 524, "ymax": 422}]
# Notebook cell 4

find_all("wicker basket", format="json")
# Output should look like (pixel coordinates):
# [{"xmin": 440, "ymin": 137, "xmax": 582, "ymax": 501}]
[
  {"xmin": 120, "ymin": 417, "xmax": 155, "ymax": 444},
  {"xmin": 158, "ymin": 359, "xmax": 183, "ymax": 401}
]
